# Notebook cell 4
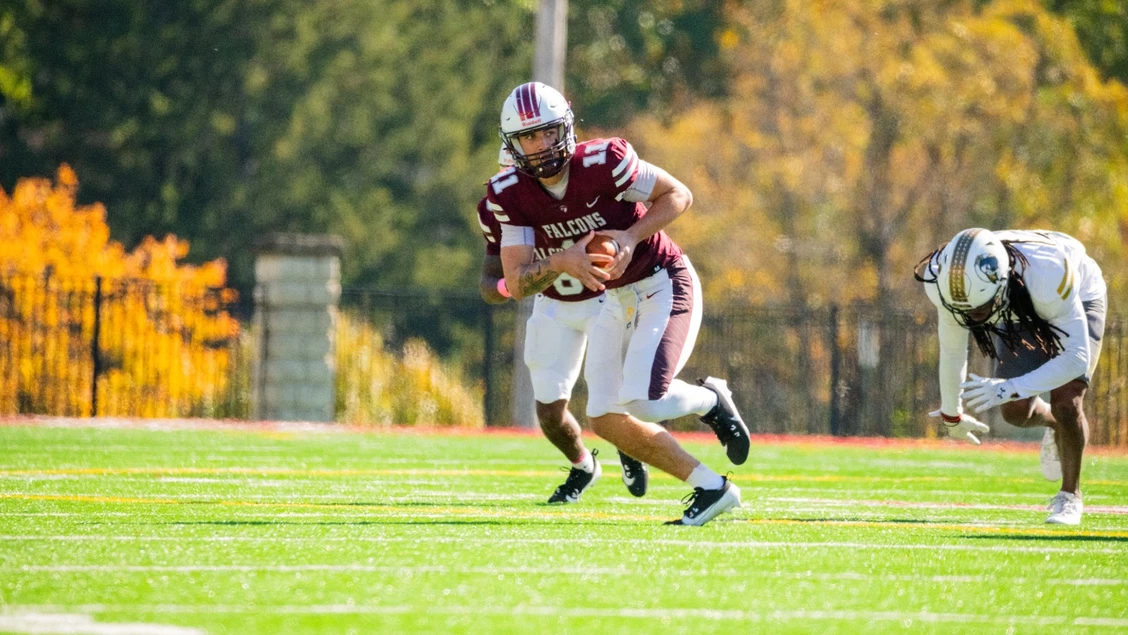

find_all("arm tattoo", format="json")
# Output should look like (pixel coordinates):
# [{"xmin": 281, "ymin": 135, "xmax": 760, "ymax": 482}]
[{"xmin": 517, "ymin": 259, "xmax": 560, "ymax": 296}]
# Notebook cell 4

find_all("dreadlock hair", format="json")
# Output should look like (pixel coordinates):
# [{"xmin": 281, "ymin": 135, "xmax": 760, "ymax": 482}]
[{"xmin": 915, "ymin": 240, "xmax": 1065, "ymax": 360}]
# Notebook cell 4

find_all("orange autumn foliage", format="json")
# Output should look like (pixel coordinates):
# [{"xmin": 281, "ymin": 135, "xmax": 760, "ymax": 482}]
[{"xmin": 0, "ymin": 165, "xmax": 241, "ymax": 416}]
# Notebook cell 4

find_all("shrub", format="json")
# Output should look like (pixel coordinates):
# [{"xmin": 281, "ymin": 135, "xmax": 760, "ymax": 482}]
[{"xmin": 336, "ymin": 311, "xmax": 484, "ymax": 427}]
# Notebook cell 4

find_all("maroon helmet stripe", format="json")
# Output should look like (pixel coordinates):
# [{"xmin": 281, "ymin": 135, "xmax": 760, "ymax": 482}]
[
  {"xmin": 529, "ymin": 83, "xmax": 540, "ymax": 118},
  {"xmin": 517, "ymin": 84, "xmax": 529, "ymax": 119},
  {"xmin": 517, "ymin": 83, "xmax": 534, "ymax": 121},
  {"xmin": 514, "ymin": 85, "xmax": 525, "ymax": 120}
]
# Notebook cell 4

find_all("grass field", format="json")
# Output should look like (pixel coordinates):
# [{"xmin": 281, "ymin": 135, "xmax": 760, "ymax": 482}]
[{"xmin": 1, "ymin": 419, "xmax": 1127, "ymax": 634}]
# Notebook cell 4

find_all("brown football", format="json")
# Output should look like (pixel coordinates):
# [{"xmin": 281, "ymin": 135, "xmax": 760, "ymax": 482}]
[{"xmin": 586, "ymin": 234, "xmax": 619, "ymax": 268}]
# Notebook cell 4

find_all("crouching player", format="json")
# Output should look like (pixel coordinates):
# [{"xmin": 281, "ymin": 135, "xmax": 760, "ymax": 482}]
[{"xmin": 916, "ymin": 228, "xmax": 1106, "ymax": 525}]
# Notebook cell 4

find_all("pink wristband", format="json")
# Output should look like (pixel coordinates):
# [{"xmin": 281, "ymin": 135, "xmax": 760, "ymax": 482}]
[{"xmin": 496, "ymin": 278, "xmax": 511, "ymax": 298}]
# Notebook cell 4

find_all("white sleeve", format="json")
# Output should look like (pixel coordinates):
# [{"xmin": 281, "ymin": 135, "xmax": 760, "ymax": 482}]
[
  {"xmin": 500, "ymin": 224, "xmax": 535, "ymax": 247},
  {"xmin": 620, "ymin": 159, "xmax": 659, "ymax": 203},
  {"xmin": 927, "ymin": 283, "xmax": 970, "ymax": 416}
]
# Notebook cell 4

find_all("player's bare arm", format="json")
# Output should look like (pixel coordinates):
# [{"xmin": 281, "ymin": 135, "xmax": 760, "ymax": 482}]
[
  {"xmin": 599, "ymin": 166, "xmax": 692, "ymax": 279},
  {"xmin": 500, "ymin": 235, "xmax": 611, "ymax": 300},
  {"xmin": 479, "ymin": 253, "xmax": 509, "ymax": 305}
]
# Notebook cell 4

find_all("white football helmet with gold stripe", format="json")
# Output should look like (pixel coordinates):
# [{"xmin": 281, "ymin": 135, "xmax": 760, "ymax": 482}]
[{"xmin": 935, "ymin": 228, "xmax": 1010, "ymax": 327}]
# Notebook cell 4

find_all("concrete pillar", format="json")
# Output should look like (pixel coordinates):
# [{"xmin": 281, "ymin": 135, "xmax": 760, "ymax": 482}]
[{"xmin": 251, "ymin": 233, "xmax": 344, "ymax": 422}]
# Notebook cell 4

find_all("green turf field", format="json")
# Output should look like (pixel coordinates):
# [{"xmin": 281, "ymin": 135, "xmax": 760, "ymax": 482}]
[{"xmin": 1, "ymin": 422, "xmax": 1127, "ymax": 634}]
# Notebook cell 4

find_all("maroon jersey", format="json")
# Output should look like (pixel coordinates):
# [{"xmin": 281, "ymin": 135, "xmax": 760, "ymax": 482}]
[
  {"xmin": 476, "ymin": 196, "xmax": 502, "ymax": 257},
  {"xmin": 477, "ymin": 194, "xmax": 594, "ymax": 300},
  {"xmin": 485, "ymin": 137, "xmax": 683, "ymax": 293}
]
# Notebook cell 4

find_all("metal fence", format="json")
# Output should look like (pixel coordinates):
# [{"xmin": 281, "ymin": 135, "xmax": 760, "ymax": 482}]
[
  {"xmin": 4, "ymin": 276, "xmax": 1126, "ymax": 447},
  {"xmin": 340, "ymin": 291, "xmax": 1128, "ymax": 446},
  {"xmin": 0, "ymin": 275, "xmax": 248, "ymax": 418}
]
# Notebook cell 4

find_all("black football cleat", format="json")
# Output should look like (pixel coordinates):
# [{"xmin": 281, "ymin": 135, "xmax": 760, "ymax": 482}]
[
  {"xmin": 665, "ymin": 477, "xmax": 742, "ymax": 526},
  {"xmin": 618, "ymin": 450, "xmax": 648, "ymax": 497},
  {"xmin": 546, "ymin": 449, "xmax": 602, "ymax": 504},
  {"xmin": 698, "ymin": 377, "xmax": 750, "ymax": 465}
]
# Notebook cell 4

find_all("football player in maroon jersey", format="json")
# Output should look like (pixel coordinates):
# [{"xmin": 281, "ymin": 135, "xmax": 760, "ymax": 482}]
[
  {"xmin": 491, "ymin": 82, "xmax": 749, "ymax": 526},
  {"xmin": 477, "ymin": 145, "xmax": 649, "ymax": 503}
]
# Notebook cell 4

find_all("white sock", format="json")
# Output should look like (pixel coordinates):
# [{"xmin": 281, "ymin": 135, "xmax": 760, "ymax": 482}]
[
  {"xmin": 686, "ymin": 463, "xmax": 724, "ymax": 490},
  {"xmin": 572, "ymin": 450, "xmax": 595, "ymax": 473},
  {"xmin": 624, "ymin": 379, "xmax": 718, "ymax": 421}
]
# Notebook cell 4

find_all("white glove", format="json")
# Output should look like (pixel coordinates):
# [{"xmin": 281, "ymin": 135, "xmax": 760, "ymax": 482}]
[
  {"xmin": 929, "ymin": 409, "xmax": 990, "ymax": 445},
  {"xmin": 960, "ymin": 373, "xmax": 1021, "ymax": 413}
]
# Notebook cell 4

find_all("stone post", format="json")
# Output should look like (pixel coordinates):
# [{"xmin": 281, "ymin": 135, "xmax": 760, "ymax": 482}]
[{"xmin": 251, "ymin": 233, "xmax": 344, "ymax": 422}]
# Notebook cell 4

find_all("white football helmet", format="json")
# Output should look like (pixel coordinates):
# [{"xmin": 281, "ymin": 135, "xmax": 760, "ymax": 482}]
[
  {"xmin": 499, "ymin": 82, "xmax": 576, "ymax": 178},
  {"xmin": 934, "ymin": 228, "xmax": 1010, "ymax": 326},
  {"xmin": 497, "ymin": 144, "xmax": 515, "ymax": 170}
]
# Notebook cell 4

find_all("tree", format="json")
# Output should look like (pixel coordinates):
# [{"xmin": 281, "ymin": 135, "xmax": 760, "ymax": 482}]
[
  {"xmin": 0, "ymin": 165, "xmax": 240, "ymax": 416},
  {"xmin": 567, "ymin": 0, "xmax": 727, "ymax": 126},
  {"xmin": 635, "ymin": 0, "xmax": 1128, "ymax": 308},
  {"xmin": 0, "ymin": 0, "xmax": 537, "ymax": 297},
  {"xmin": 1045, "ymin": 0, "xmax": 1128, "ymax": 86},
  {"xmin": 627, "ymin": 0, "xmax": 1128, "ymax": 434}
]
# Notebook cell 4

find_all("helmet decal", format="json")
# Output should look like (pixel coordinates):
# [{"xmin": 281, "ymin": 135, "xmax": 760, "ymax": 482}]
[
  {"xmin": 947, "ymin": 228, "xmax": 981, "ymax": 305},
  {"xmin": 974, "ymin": 253, "xmax": 1000, "ymax": 284}
]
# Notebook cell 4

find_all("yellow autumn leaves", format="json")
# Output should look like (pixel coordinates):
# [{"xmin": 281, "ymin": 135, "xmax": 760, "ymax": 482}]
[{"xmin": 0, "ymin": 165, "xmax": 240, "ymax": 416}]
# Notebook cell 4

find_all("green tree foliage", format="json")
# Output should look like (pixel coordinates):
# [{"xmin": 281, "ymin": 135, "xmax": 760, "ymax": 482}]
[
  {"xmin": 1045, "ymin": 0, "xmax": 1128, "ymax": 85},
  {"xmin": 567, "ymin": 0, "xmax": 727, "ymax": 126},
  {"xmin": 0, "ymin": 0, "xmax": 534, "ymax": 296},
  {"xmin": 3, "ymin": 0, "xmax": 1125, "ymax": 312}
]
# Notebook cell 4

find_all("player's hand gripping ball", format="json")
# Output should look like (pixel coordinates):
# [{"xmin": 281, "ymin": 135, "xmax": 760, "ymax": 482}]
[{"xmin": 586, "ymin": 234, "xmax": 619, "ymax": 269}]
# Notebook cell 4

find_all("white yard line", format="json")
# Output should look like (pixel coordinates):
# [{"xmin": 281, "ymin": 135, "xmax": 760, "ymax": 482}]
[
  {"xmin": 6, "ymin": 605, "xmax": 1128, "ymax": 627},
  {"xmin": 0, "ymin": 535, "xmax": 1123, "ymax": 554},
  {"xmin": 6, "ymin": 564, "xmax": 1128, "ymax": 586},
  {"xmin": 766, "ymin": 496, "xmax": 1128, "ymax": 515},
  {"xmin": 5, "ymin": 488, "xmax": 1126, "ymax": 513}
]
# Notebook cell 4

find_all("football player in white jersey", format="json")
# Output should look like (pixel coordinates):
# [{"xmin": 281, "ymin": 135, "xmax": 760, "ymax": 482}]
[
  {"xmin": 916, "ymin": 228, "xmax": 1107, "ymax": 525},
  {"xmin": 476, "ymin": 145, "xmax": 649, "ymax": 504}
]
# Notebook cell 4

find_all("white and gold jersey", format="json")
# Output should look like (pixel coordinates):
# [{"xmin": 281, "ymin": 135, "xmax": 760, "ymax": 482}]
[{"xmin": 924, "ymin": 230, "xmax": 1106, "ymax": 415}]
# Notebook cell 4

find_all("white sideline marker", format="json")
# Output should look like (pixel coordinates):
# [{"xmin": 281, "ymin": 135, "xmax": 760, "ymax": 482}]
[{"xmin": 0, "ymin": 613, "xmax": 203, "ymax": 635}]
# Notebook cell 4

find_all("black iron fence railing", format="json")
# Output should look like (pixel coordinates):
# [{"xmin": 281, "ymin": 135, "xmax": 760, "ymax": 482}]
[
  {"xmin": 340, "ymin": 291, "xmax": 1127, "ymax": 446},
  {"xmin": 0, "ymin": 275, "xmax": 248, "ymax": 418},
  {"xmin": 4, "ymin": 276, "xmax": 1125, "ymax": 447}
]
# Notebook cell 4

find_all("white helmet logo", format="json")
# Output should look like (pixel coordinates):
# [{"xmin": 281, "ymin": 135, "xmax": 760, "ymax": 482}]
[{"xmin": 975, "ymin": 253, "xmax": 1000, "ymax": 284}]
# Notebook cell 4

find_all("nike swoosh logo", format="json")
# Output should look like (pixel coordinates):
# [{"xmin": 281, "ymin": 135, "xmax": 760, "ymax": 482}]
[
  {"xmin": 622, "ymin": 473, "xmax": 636, "ymax": 486},
  {"xmin": 586, "ymin": 197, "xmax": 600, "ymax": 208},
  {"xmin": 645, "ymin": 291, "xmax": 659, "ymax": 300}
]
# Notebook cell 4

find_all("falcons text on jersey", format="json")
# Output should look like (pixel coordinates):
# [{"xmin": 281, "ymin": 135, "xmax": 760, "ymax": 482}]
[{"xmin": 486, "ymin": 138, "xmax": 682, "ymax": 292}]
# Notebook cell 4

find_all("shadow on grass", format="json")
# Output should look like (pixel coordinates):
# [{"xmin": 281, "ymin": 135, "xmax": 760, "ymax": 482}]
[{"xmin": 961, "ymin": 533, "xmax": 1128, "ymax": 543}]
